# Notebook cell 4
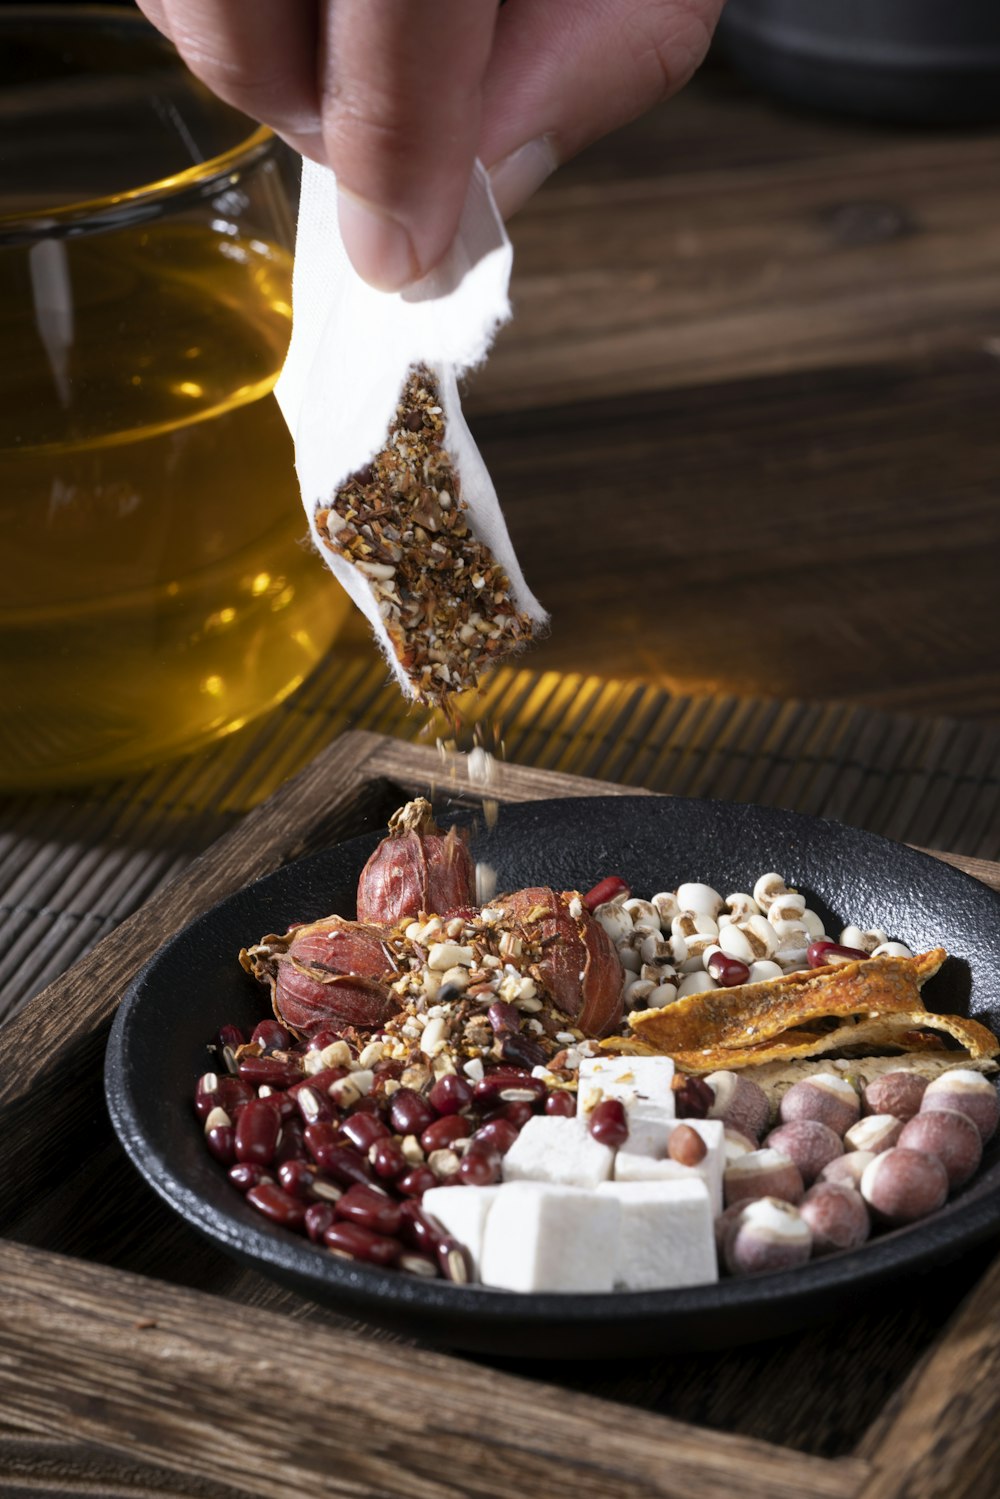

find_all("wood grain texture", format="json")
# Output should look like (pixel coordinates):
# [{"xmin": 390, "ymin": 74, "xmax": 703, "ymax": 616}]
[
  {"xmin": 0, "ymin": 1416, "xmax": 249, "ymax": 1499},
  {"xmin": 856, "ymin": 1251, "xmax": 1000, "ymax": 1499},
  {"xmin": 474, "ymin": 363, "xmax": 1000, "ymax": 718},
  {"xmin": 0, "ymin": 1241, "xmax": 870, "ymax": 1499},
  {"xmin": 443, "ymin": 66, "xmax": 1000, "ymax": 722}
]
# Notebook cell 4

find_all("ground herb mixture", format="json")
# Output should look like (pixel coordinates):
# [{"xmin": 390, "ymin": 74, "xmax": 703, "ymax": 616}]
[{"xmin": 315, "ymin": 364, "xmax": 534, "ymax": 706}]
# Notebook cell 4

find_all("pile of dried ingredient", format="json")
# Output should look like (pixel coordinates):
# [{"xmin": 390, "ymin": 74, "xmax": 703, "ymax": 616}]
[
  {"xmin": 315, "ymin": 364, "xmax": 534, "ymax": 706},
  {"xmin": 375, "ymin": 906, "xmax": 591, "ymax": 1096}
]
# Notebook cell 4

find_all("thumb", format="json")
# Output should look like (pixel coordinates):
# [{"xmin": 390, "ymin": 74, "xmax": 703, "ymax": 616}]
[
  {"xmin": 319, "ymin": 0, "xmax": 499, "ymax": 290},
  {"xmin": 481, "ymin": 0, "xmax": 724, "ymax": 218}
]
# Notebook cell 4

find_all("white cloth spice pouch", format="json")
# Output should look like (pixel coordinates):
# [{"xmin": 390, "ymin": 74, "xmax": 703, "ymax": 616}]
[{"xmin": 275, "ymin": 157, "xmax": 548, "ymax": 699}]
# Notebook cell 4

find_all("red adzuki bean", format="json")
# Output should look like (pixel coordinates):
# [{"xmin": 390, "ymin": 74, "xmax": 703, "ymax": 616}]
[
  {"xmin": 246, "ymin": 1183, "xmax": 306, "ymax": 1230},
  {"xmin": 237, "ymin": 1056, "xmax": 302, "ymax": 1088},
  {"xmin": 218, "ymin": 1076, "xmax": 255, "ymax": 1115},
  {"xmin": 389, "ymin": 1088, "xmax": 437, "ymax": 1137},
  {"xmin": 582, "ymin": 876, "xmax": 630, "ymax": 911},
  {"xmin": 305, "ymin": 1202, "xmax": 337, "ymax": 1243},
  {"xmin": 397, "ymin": 1166, "xmax": 438, "ymax": 1198},
  {"xmin": 459, "ymin": 1148, "xmax": 501, "ymax": 1186},
  {"xmin": 501, "ymin": 1032, "xmax": 548, "ymax": 1070},
  {"xmin": 205, "ymin": 1124, "xmax": 235, "ymax": 1165},
  {"xmin": 707, "ymin": 952, "xmax": 751, "ymax": 987},
  {"xmin": 420, "ymin": 1114, "xmax": 471, "ymax": 1155},
  {"xmin": 335, "ymin": 1184, "xmax": 403, "ymax": 1236},
  {"xmin": 235, "ymin": 1098, "xmax": 281, "ymax": 1165},
  {"xmin": 259, "ymin": 1089, "xmax": 298, "ymax": 1122},
  {"xmin": 306, "ymin": 1028, "xmax": 343, "ymax": 1052},
  {"xmin": 215, "ymin": 1023, "xmax": 245, "ymax": 1050},
  {"xmin": 808, "ymin": 940, "xmax": 871, "ymax": 968},
  {"xmin": 303, "ymin": 1066, "xmax": 349, "ymax": 1095},
  {"xmin": 473, "ymin": 1070, "xmax": 547, "ymax": 1105},
  {"xmin": 251, "ymin": 1019, "xmax": 293, "ymax": 1053},
  {"xmin": 674, "ymin": 1076, "xmax": 715, "ymax": 1119},
  {"xmin": 428, "ymin": 1073, "xmax": 473, "ymax": 1116},
  {"xmin": 545, "ymin": 1091, "xmax": 576, "ymax": 1117},
  {"xmin": 290, "ymin": 1084, "xmax": 335, "ymax": 1126},
  {"xmin": 437, "ymin": 1237, "xmax": 473, "ymax": 1283},
  {"xmin": 349, "ymin": 1094, "xmax": 382, "ymax": 1117},
  {"xmin": 274, "ymin": 1118, "xmax": 307, "ymax": 1165},
  {"xmin": 277, "ymin": 1160, "xmax": 320, "ymax": 1199},
  {"xmin": 341, "ymin": 1112, "xmax": 390, "ymax": 1154},
  {"xmin": 369, "ymin": 1137, "xmax": 408, "ymax": 1182},
  {"xmin": 498, "ymin": 1100, "xmax": 536, "ymax": 1130},
  {"xmin": 194, "ymin": 1073, "xmax": 221, "ymax": 1121},
  {"xmin": 323, "ymin": 1220, "xmax": 401, "ymax": 1267},
  {"xmin": 228, "ymin": 1163, "xmax": 273, "ymax": 1192},
  {"xmin": 588, "ymin": 1098, "xmax": 629, "ymax": 1148},
  {"xmin": 399, "ymin": 1200, "xmax": 442, "ymax": 1254},
  {"xmin": 304, "ymin": 1127, "xmax": 372, "ymax": 1188},
  {"xmin": 487, "ymin": 1000, "xmax": 520, "ymax": 1034},
  {"xmin": 470, "ymin": 1119, "xmax": 519, "ymax": 1156}
]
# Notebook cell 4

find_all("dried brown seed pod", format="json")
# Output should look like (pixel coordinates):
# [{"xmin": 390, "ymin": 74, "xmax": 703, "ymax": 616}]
[
  {"xmin": 862, "ymin": 1070, "xmax": 928, "ymax": 1122},
  {"xmin": 800, "ymin": 1182, "xmax": 870, "ymax": 1256},
  {"xmin": 724, "ymin": 1198, "xmax": 812, "ymax": 1277},
  {"xmin": 860, "ymin": 1146, "xmax": 948, "ymax": 1226},
  {"xmin": 723, "ymin": 1148, "xmax": 805, "ymax": 1208},
  {"xmin": 778, "ymin": 1076, "xmax": 860, "ymax": 1138},
  {"xmin": 495, "ymin": 887, "xmax": 625, "ymax": 1038},
  {"xmin": 898, "ymin": 1109, "xmax": 982, "ymax": 1191},
  {"xmin": 356, "ymin": 799, "xmax": 476, "ymax": 927},
  {"xmin": 844, "ymin": 1114, "xmax": 904, "ymax": 1156},
  {"xmin": 819, "ymin": 1151, "xmax": 875, "ymax": 1190},
  {"xmin": 705, "ymin": 1070, "xmax": 771, "ymax": 1141},
  {"xmin": 764, "ymin": 1120, "xmax": 843, "ymax": 1186},
  {"xmin": 240, "ymin": 916, "xmax": 400, "ymax": 1037},
  {"xmin": 921, "ymin": 1071, "xmax": 1000, "ymax": 1143}
]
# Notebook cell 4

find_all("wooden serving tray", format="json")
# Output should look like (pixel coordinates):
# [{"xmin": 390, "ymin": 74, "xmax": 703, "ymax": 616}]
[{"xmin": 1, "ymin": 730, "xmax": 999, "ymax": 1499}]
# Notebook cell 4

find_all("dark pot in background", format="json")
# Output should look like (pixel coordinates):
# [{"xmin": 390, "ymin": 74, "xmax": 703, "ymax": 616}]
[{"xmin": 718, "ymin": 0, "xmax": 1000, "ymax": 124}]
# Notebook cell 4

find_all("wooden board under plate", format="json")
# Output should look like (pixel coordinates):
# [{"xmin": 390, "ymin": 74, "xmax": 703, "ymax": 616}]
[{"xmin": 1, "ymin": 730, "xmax": 999, "ymax": 1499}]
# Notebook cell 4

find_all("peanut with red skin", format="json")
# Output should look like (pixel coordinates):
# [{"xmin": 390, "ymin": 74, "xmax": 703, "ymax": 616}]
[{"xmin": 668, "ymin": 1125, "xmax": 708, "ymax": 1167}]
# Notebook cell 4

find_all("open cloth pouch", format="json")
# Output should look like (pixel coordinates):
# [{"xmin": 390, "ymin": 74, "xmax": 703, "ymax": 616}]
[{"xmin": 276, "ymin": 158, "xmax": 548, "ymax": 704}]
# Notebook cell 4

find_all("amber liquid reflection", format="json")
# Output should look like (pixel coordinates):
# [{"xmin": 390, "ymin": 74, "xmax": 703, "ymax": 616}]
[{"xmin": 0, "ymin": 222, "xmax": 347, "ymax": 788}]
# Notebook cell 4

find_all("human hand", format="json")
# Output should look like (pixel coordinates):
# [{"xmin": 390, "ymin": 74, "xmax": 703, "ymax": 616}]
[{"xmin": 136, "ymin": 0, "xmax": 724, "ymax": 291}]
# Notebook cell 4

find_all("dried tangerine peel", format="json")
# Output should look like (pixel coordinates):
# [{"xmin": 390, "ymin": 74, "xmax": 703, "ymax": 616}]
[
  {"xmin": 659, "ymin": 1016, "xmax": 998, "ymax": 1073},
  {"xmin": 628, "ymin": 950, "xmax": 946, "ymax": 1054}
]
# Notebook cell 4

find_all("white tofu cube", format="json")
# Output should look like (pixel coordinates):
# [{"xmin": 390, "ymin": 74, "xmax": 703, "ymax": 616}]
[
  {"xmin": 597, "ymin": 1179, "xmax": 718, "ymax": 1290},
  {"xmin": 421, "ymin": 1185, "xmax": 500, "ymax": 1279},
  {"xmin": 614, "ymin": 1118, "xmax": 725, "ymax": 1214},
  {"xmin": 576, "ymin": 1055, "xmax": 676, "ymax": 1121},
  {"xmin": 480, "ymin": 1182, "xmax": 620, "ymax": 1293},
  {"xmin": 502, "ymin": 1114, "xmax": 614, "ymax": 1190}
]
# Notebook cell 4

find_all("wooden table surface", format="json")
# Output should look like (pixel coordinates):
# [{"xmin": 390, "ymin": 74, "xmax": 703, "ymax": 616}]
[{"xmin": 454, "ymin": 58, "xmax": 1000, "ymax": 722}]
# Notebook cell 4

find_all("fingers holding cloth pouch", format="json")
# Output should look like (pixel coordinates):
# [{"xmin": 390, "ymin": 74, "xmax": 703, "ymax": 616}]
[{"xmin": 276, "ymin": 158, "xmax": 548, "ymax": 705}]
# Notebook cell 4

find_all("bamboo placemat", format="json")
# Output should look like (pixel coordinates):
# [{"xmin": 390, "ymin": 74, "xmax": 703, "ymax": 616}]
[{"xmin": 3, "ymin": 648, "xmax": 1000, "ymax": 1022}]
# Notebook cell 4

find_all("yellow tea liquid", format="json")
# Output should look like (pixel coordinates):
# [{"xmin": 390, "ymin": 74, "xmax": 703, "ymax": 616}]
[{"xmin": 0, "ymin": 221, "xmax": 348, "ymax": 788}]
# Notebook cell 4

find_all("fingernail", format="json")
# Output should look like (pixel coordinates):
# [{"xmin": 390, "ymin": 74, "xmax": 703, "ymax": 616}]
[
  {"xmin": 488, "ymin": 135, "xmax": 558, "ymax": 219},
  {"xmin": 337, "ymin": 188, "xmax": 420, "ymax": 292}
]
